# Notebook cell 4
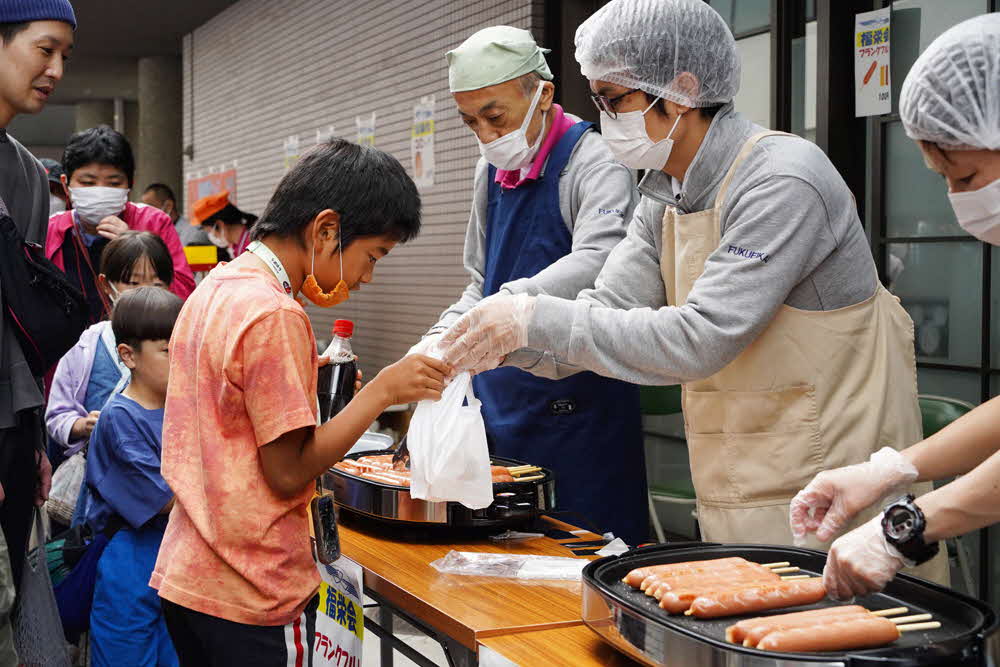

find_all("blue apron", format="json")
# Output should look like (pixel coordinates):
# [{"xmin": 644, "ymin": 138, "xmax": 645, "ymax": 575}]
[{"xmin": 473, "ymin": 122, "xmax": 648, "ymax": 544}]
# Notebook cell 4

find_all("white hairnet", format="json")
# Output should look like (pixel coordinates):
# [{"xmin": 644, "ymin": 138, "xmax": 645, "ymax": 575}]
[
  {"xmin": 899, "ymin": 13, "xmax": 1000, "ymax": 151},
  {"xmin": 574, "ymin": 0, "xmax": 740, "ymax": 108}
]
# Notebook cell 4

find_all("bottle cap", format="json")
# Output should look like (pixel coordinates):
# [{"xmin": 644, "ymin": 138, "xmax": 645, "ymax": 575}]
[{"xmin": 333, "ymin": 319, "xmax": 354, "ymax": 338}]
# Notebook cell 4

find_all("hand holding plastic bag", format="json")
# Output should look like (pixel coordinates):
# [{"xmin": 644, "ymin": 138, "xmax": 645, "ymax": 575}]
[
  {"xmin": 789, "ymin": 447, "xmax": 918, "ymax": 544},
  {"xmin": 408, "ymin": 372, "xmax": 493, "ymax": 509},
  {"xmin": 823, "ymin": 515, "xmax": 909, "ymax": 601},
  {"xmin": 439, "ymin": 293, "xmax": 535, "ymax": 374}
]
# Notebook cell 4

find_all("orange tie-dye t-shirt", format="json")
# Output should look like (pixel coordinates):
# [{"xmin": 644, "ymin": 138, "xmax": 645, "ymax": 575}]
[{"xmin": 150, "ymin": 256, "xmax": 320, "ymax": 626}]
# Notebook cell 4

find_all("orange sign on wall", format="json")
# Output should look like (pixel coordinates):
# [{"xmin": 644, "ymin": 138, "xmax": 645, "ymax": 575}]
[{"xmin": 186, "ymin": 169, "xmax": 237, "ymax": 208}]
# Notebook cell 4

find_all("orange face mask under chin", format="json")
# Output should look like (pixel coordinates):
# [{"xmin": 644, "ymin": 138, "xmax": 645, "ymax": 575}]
[{"xmin": 301, "ymin": 229, "xmax": 350, "ymax": 308}]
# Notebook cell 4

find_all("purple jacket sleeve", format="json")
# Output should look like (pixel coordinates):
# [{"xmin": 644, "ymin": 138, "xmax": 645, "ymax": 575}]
[{"xmin": 45, "ymin": 325, "xmax": 100, "ymax": 454}]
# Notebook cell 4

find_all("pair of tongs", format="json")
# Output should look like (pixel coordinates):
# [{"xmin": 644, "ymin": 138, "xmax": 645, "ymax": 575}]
[{"xmin": 391, "ymin": 434, "xmax": 410, "ymax": 470}]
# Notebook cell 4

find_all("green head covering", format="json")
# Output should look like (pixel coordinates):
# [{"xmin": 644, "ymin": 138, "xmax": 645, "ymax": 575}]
[{"xmin": 447, "ymin": 26, "xmax": 553, "ymax": 93}]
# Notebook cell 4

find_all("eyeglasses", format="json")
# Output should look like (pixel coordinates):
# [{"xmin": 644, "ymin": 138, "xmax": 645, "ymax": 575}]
[{"xmin": 590, "ymin": 88, "xmax": 642, "ymax": 119}]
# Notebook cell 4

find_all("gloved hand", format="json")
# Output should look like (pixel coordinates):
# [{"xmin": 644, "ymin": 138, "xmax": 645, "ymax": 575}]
[
  {"xmin": 439, "ymin": 293, "xmax": 536, "ymax": 374},
  {"xmin": 789, "ymin": 447, "xmax": 918, "ymax": 544},
  {"xmin": 823, "ymin": 514, "xmax": 910, "ymax": 601},
  {"xmin": 408, "ymin": 332, "xmax": 443, "ymax": 358}
]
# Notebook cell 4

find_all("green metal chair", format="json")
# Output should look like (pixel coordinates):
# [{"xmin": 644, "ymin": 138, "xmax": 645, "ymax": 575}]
[
  {"xmin": 917, "ymin": 394, "xmax": 977, "ymax": 597},
  {"xmin": 642, "ymin": 385, "xmax": 698, "ymax": 542}
]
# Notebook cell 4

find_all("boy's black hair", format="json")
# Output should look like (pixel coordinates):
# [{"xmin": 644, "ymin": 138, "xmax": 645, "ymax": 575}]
[
  {"xmin": 143, "ymin": 182, "xmax": 176, "ymax": 204},
  {"xmin": 111, "ymin": 286, "xmax": 183, "ymax": 349},
  {"xmin": 251, "ymin": 138, "xmax": 420, "ymax": 250},
  {"xmin": 0, "ymin": 22, "xmax": 30, "ymax": 44},
  {"xmin": 63, "ymin": 125, "xmax": 136, "ymax": 187},
  {"xmin": 100, "ymin": 230, "xmax": 174, "ymax": 287}
]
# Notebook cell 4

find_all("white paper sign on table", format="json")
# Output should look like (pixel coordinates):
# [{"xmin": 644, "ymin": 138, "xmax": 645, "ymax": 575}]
[
  {"xmin": 314, "ymin": 556, "xmax": 364, "ymax": 667},
  {"xmin": 854, "ymin": 7, "xmax": 891, "ymax": 117}
]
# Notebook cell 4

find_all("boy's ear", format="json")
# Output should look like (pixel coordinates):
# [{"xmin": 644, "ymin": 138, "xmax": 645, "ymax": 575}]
[
  {"xmin": 117, "ymin": 342, "xmax": 137, "ymax": 370},
  {"xmin": 60, "ymin": 173, "xmax": 71, "ymax": 201},
  {"xmin": 311, "ymin": 209, "xmax": 341, "ymax": 253}
]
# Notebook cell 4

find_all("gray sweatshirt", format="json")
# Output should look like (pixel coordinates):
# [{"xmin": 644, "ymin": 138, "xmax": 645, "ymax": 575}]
[
  {"xmin": 428, "ymin": 117, "xmax": 639, "ymax": 334},
  {"xmin": 519, "ymin": 104, "xmax": 878, "ymax": 384}
]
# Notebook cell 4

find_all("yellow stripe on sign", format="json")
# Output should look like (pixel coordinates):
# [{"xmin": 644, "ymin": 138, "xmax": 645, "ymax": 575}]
[
  {"xmin": 184, "ymin": 245, "xmax": 217, "ymax": 266},
  {"xmin": 318, "ymin": 581, "xmax": 364, "ymax": 640}
]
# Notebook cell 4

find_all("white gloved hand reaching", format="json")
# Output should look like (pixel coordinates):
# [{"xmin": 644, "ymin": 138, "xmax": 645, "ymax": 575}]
[
  {"xmin": 823, "ymin": 514, "xmax": 910, "ymax": 601},
  {"xmin": 408, "ymin": 333, "xmax": 444, "ymax": 358},
  {"xmin": 439, "ymin": 293, "xmax": 536, "ymax": 374},
  {"xmin": 789, "ymin": 447, "xmax": 918, "ymax": 544}
]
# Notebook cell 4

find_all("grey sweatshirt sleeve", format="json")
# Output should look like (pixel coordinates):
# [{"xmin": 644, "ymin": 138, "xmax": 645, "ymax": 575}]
[{"xmin": 526, "ymin": 174, "xmax": 839, "ymax": 385}]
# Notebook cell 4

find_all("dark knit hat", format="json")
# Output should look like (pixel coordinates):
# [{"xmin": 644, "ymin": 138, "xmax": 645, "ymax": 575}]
[{"xmin": 0, "ymin": 0, "xmax": 76, "ymax": 29}]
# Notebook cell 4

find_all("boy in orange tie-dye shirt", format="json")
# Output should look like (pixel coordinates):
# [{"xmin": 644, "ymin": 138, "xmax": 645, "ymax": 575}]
[{"xmin": 151, "ymin": 140, "xmax": 451, "ymax": 666}]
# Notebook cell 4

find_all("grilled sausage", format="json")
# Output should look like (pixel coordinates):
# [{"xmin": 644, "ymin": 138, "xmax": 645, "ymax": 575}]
[
  {"xmin": 645, "ymin": 564, "xmax": 780, "ymax": 598},
  {"xmin": 687, "ymin": 578, "xmax": 827, "ymax": 619},
  {"xmin": 658, "ymin": 583, "xmax": 779, "ymax": 614},
  {"xmin": 755, "ymin": 616, "xmax": 900, "ymax": 652},
  {"xmin": 360, "ymin": 471, "xmax": 410, "ymax": 487},
  {"xmin": 491, "ymin": 466, "xmax": 515, "ymax": 483},
  {"xmin": 725, "ymin": 605, "xmax": 868, "ymax": 643},
  {"xmin": 624, "ymin": 557, "xmax": 751, "ymax": 589},
  {"xmin": 744, "ymin": 610, "xmax": 872, "ymax": 647}
]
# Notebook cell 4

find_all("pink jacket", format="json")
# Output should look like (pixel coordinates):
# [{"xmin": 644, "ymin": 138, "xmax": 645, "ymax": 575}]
[{"xmin": 45, "ymin": 202, "xmax": 195, "ymax": 300}]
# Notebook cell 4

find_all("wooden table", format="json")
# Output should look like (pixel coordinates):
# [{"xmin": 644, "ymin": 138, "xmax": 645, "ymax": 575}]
[
  {"xmin": 478, "ymin": 625, "xmax": 642, "ymax": 667},
  {"xmin": 338, "ymin": 513, "xmax": 605, "ymax": 666}
]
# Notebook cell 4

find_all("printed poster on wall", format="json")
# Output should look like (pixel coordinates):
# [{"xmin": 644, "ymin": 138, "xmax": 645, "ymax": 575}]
[
  {"xmin": 186, "ymin": 168, "xmax": 237, "ymax": 210},
  {"xmin": 283, "ymin": 135, "xmax": 301, "ymax": 171},
  {"xmin": 314, "ymin": 557, "xmax": 364, "ymax": 667},
  {"xmin": 411, "ymin": 95, "xmax": 435, "ymax": 189},
  {"xmin": 356, "ymin": 112, "xmax": 376, "ymax": 147},
  {"xmin": 854, "ymin": 7, "xmax": 891, "ymax": 117},
  {"xmin": 316, "ymin": 125, "xmax": 336, "ymax": 146}
]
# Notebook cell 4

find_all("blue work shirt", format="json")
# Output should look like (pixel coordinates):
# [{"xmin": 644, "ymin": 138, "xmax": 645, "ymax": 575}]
[{"xmin": 84, "ymin": 393, "xmax": 173, "ymax": 534}]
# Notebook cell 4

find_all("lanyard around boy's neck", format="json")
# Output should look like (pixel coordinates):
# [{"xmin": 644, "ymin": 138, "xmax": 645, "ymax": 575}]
[{"xmin": 246, "ymin": 240, "xmax": 295, "ymax": 297}]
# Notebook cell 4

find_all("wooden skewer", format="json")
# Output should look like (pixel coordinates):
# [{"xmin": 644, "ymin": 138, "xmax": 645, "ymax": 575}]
[
  {"xmin": 512, "ymin": 474, "xmax": 545, "ymax": 482},
  {"xmin": 506, "ymin": 465, "xmax": 540, "ymax": 473},
  {"xmin": 889, "ymin": 613, "xmax": 932, "ymax": 624},
  {"xmin": 760, "ymin": 562, "xmax": 790, "ymax": 569},
  {"xmin": 780, "ymin": 575, "xmax": 810, "ymax": 580},
  {"xmin": 898, "ymin": 621, "xmax": 941, "ymax": 633},
  {"xmin": 870, "ymin": 606, "xmax": 909, "ymax": 617},
  {"xmin": 770, "ymin": 567, "xmax": 799, "ymax": 574}
]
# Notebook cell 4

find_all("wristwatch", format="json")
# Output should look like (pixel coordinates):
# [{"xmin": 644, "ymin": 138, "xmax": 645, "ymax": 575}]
[{"xmin": 881, "ymin": 494, "xmax": 940, "ymax": 565}]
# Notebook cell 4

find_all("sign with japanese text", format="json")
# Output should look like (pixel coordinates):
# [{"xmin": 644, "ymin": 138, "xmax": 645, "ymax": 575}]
[
  {"xmin": 854, "ymin": 8, "xmax": 891, "ymax": 117},
  {"xmin": 314, "ymin": 556, "xmax": 364, "ymax": 667},
  {"xmin": 411, "ymin": 95, "xmax": 435, "ymax": 189},
  {"xmin": 283, "ymin": 135, "xmax": 300, "ymax": 172},
  {"xmin": 186, "ymin": 168, "xmax": 237, "ymax": 212},
  {"xmin": 356, "ymin": 112, "xmax": 376, "ymax": 147}
]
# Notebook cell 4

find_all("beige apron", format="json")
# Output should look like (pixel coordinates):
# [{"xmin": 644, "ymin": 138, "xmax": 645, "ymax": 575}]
[{"xmin": 661, "ymin": 131, "xmax": 948, "ymax": 584}]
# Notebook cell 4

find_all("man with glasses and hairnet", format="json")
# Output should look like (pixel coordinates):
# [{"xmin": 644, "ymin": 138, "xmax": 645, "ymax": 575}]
[
  {"xmin": 438, "ymin": 0, "xmax": 947, "ymax": 584},
  {"xmin": 408, "ymin": 27, "xmax": 647, "ymax": 543},
  {"xmin": 791, "ymin": 13, "xmax": 999, "ymax": 601}
]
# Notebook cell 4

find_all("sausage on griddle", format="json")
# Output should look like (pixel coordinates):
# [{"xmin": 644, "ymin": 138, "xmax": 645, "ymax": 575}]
[
  {"xmin": 686, "ymin": 578, "xmax": 827, "ymax": 619},
  {"xmin": 726, "ymin": 605, "xmax": 867, "ymax": 643},
  {"xmin": 755, "ymin": 616, "xmax": 900, "ymax": 652}
]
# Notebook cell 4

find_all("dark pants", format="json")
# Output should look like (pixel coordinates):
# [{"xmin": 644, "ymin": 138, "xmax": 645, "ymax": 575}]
[
  {"xmin": 0, "ymin": 409, "xmax": 43, "ymax": 592},
  {"xmin": 161, "ymin": 595, "xmax": 318, "ymax": 667}
]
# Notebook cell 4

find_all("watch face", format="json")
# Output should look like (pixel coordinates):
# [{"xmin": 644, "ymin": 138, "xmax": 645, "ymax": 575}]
[{"xmin": 884, "ymin": 505, "xmax": 916, "ymax": 542}]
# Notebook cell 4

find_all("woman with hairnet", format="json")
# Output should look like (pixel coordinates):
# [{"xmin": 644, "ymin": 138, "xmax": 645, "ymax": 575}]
[
  {"xmin": 790, "ymin": 13, "xmax": 1000, "ymax": 601},
  {"xmin": 438, "ymin": 0, "xmax": 946, "ymax": 581}
]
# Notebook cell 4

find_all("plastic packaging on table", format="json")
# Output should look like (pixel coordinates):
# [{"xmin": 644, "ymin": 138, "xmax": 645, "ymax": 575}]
[
  {"xmin": 408, "ymin": 371, "xmax": 492, "ymax": 509},
  {"xmin": 430, "ymin": 550, "xmax": 588, "ymax": 580}
]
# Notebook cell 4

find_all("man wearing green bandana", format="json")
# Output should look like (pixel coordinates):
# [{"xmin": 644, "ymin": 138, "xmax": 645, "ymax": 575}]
[{"xmin": 410, "ymin": 26, "xmax": 649, "ymax": 543}]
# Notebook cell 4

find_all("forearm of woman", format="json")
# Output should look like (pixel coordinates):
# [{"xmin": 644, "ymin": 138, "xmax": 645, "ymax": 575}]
[
  {"xmin": 903, "ymin": 395, "xmax": 1000, "ymax": 481},
  {"xmin": 920, "ymin": 447, "xmax": 1000, "ymax": 542}
]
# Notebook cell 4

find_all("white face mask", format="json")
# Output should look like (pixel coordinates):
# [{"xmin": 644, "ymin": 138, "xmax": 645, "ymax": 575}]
[
  {"xmin": 477, "ymin": 81, "xmax": 547, "ymax": 171},
  {"xmin": 69, "ymin": 186, "xmax": 129, "ymax": 226},
  {"xmin": 207, "ymin": 227, "xmax": 230, "ymax": 249},
  {"xmin": 601, "ymin": 97, "xmax": 683, "ymax": 171},
  {"xmin": 49, "ymin": 194, "xmax": 66, "ymax": 215},
  {"xmin": 949, "ymin": 177, "xmax": 1000, "ymax": 245}
]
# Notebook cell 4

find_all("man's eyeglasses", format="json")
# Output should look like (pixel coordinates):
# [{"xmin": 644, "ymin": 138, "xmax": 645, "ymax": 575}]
[{"xmin": 590, "ymin": 88, "xmax": 641, "ymax": 119}]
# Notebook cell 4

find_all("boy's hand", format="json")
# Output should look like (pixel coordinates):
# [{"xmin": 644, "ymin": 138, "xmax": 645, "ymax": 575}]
[
  {"xmin": 97, "ymin": 215, "xmax": 129, "ymax": 241},
  {"xmin": 70, "ymin": 410, "xmax": 101, "ymax": 440},
  {"xmin": 318, "ymin": 356, "xmax": 363, "ymax": 392},
  {"xmin": 370, "ymin": 355, "xmax": 452, "ymax": 406}
]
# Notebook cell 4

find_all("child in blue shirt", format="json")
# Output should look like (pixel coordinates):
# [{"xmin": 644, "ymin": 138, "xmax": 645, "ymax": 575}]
[{"xmin": 84, "ymin": 286, "xmax": 182, "ymax": 666}]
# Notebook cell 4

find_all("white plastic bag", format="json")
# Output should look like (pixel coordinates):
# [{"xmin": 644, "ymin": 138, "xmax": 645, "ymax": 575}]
[
  {"xmin": 44, "ymin": 451, "xmax": 86, "ymax": 525},
  {"xmin": 408, "ymin": 372, "xmax": 492, "ymax": 509}
]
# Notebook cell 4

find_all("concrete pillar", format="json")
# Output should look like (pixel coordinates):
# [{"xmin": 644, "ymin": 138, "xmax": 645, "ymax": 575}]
[
  {"xmin": 135, "ymin": 56, "xmax": 182, "ymax": 200},
  {"xmin": 74, "ymin": 100, "xmax": 114, "ymax": 133}
]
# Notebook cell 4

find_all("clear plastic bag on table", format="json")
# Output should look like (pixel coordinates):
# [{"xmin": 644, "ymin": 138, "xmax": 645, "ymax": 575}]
[
  {"xmin": 430, "ymin": 551, "xmax": 588, "ymax": 580},
  {"xmin": 45, "ymin": 450, "xmax": 86, "ymax": 525},
  {"xmin": 408, "ymin": 372, "xmax": 492, "ymax": 509}
]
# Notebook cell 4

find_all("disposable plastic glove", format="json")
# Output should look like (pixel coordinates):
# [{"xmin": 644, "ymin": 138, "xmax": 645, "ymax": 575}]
[
  {"xmin": 439, "ymin": 293, "xmax": 536, "ymax": 374},
  {"xmin": 823, "ymin": 515, "xmax": 910, "ymax": 601},
  {"xmin": 407, "ymin": 333, "xmax": 443, "ymax": 358},
  {"xmin": 789, "ymin": 447, "xmax": 918, "ymax": 544}
]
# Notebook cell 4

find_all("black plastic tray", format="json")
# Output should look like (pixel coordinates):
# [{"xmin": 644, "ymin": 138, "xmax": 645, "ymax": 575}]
[{"xmin": 584, "ymin": 542, "xmax": 998, "ymax": 666}]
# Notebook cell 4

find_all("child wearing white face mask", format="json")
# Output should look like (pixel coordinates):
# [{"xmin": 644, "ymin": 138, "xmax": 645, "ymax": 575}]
[
  {"xmin": 44, "ymin": 232, "xmax": 174, "ymax": 517},
  {"xmin": 44, "ymin": 125, "xmax": 195, "ymax": 324}
]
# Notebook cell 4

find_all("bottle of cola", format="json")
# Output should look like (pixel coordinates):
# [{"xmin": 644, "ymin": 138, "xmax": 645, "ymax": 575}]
[{"xmin": 317, "ymin": 319, "xmax": 357, "ymax": 423}]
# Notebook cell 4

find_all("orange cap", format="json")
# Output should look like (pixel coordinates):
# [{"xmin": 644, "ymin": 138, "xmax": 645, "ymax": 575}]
[{"xmin": 192, "ymin": 190, "xmax": 230, "ymax": 225}]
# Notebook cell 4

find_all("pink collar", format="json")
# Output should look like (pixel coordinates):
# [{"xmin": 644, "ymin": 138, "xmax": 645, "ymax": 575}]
[{"xmin": 494, "ymin": 104, "xmax": 574, "ymax": 190}]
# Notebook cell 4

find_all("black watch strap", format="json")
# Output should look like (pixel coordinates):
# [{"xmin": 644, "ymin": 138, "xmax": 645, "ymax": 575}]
[{"xmin": 882, "ymin": 494, "xmax": 940, "ymax": 566}]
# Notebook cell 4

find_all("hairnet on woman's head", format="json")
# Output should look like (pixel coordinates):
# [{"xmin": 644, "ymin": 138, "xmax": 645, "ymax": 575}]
[
  {"xmin": 900, "ymin": 13, "xmax": 1000, "ymax": 151},
  {"xmin": 574, "ymin": 0, "xmax": 740, "ymax": 108}
]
